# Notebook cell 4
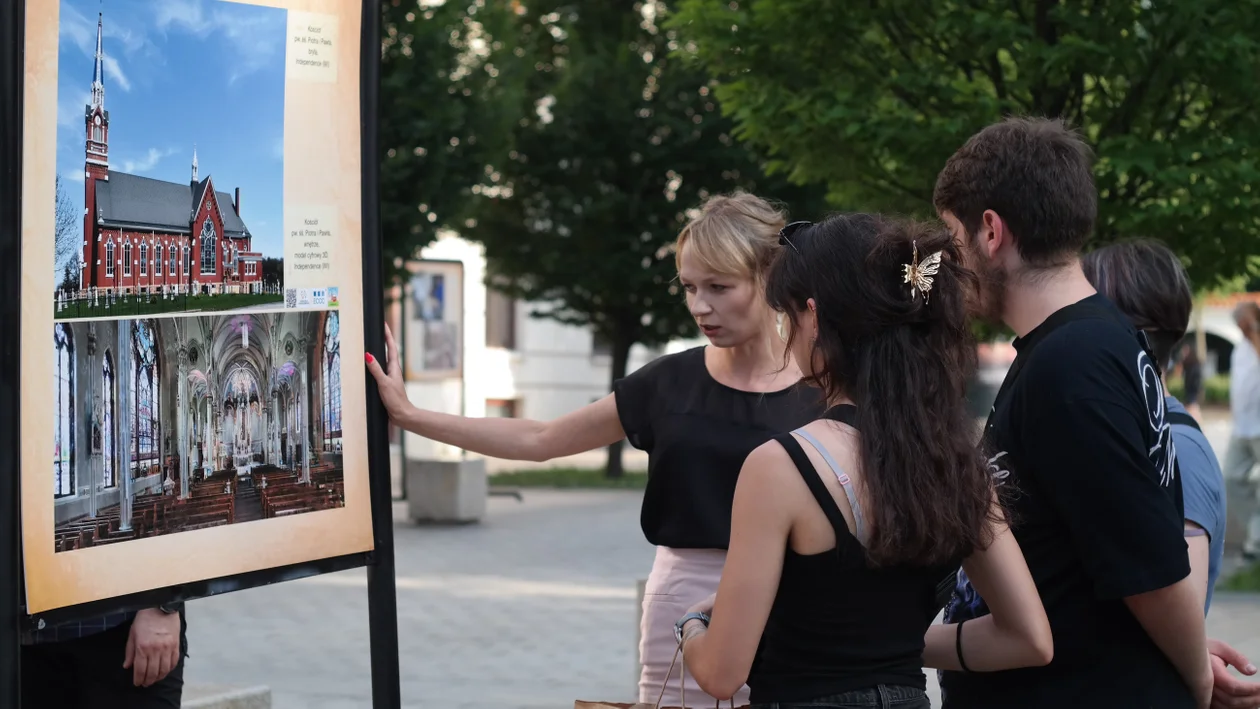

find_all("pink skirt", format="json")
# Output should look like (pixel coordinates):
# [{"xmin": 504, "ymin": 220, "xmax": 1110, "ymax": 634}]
[{"xmin": 638, "ymin": 546, "xmax": 750, "ymax": 707}]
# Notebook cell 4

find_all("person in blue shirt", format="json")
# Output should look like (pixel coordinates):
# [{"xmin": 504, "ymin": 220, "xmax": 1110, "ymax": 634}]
[{"xmin": 1082, "ymin": 238, "xmax": 1226, "ymax": 614}]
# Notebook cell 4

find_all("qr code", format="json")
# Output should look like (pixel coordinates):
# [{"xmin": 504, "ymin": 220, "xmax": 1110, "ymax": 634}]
[{"xmin": 285, "ymin": 288, "xmax": 297, "ymax": 308}]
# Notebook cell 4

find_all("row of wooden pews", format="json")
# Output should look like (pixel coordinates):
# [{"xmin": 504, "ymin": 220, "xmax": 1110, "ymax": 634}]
[
  {"xmin": 54, "ymin": 471, "xmax": 239, "ymax": 552},
  {"xmin": 252, "ymin": 466, "xmax": 343, "ymax": 519}
]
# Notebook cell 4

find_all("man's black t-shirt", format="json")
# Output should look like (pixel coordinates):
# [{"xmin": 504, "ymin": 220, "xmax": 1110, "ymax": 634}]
[{"xmin": 941, "ymin": 294, "xmax": 1192, "ymax": 708}]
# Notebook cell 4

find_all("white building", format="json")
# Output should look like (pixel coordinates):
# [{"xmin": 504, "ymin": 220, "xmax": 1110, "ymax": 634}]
[{"xmin": 389, "ymin": 232, "xmax": 697, "ymax": 489}]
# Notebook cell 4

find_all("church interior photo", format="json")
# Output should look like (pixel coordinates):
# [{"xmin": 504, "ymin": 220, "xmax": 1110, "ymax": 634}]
[{"xmin": 52, "ymin": 310, "xmax": 344, "ymax": 552}]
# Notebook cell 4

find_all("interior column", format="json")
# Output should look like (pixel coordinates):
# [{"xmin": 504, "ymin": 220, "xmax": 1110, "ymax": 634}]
[
  {"xmin": 116, "ymin": 323, "xmax": 134, "ymax": 532},
  {"xmin": 177, "ymin": 346, "xmax": 190, "ymax": 498}
]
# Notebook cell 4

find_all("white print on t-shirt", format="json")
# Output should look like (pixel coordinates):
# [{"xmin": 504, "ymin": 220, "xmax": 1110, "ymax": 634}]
[
  {"xmin": 1138, "ymin": 349, "xmax": 1176, "ymax": 488},
  {"xmin": 987, "ymin": 450, "xmax": 1011, "ymax": 485}
]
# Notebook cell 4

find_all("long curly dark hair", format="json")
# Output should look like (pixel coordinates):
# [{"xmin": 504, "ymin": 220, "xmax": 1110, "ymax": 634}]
[{"xmin": 767, "ymin": 213, "xmax": 999, "ymax": 567}]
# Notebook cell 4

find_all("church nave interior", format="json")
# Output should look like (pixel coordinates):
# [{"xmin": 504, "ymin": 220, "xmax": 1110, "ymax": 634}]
[{"xmin": 52, "ymin": 310, "xmax": 344, "ymax": 552}]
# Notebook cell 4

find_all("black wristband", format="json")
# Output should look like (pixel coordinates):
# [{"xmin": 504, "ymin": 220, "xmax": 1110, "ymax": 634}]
[{"xmin": 956, "ymin": 618, "xmax": 972, "ymax": 673}]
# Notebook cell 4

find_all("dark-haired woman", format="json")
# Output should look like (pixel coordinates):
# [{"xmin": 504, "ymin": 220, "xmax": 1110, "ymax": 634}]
[{"xmin": 675, "ymin": 215, "xmax": 1052, "ymax": 708}]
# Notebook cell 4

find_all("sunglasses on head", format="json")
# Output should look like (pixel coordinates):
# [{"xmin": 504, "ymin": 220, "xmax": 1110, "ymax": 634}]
[{"xmin": 779, "ymin": 221, "xmax": 811, "ymax": 254}]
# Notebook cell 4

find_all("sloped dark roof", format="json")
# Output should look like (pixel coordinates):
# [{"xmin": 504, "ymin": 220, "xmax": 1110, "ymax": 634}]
[{"xmin": 94, "ymin": 170, "xmax": 249, "ymax": 237}]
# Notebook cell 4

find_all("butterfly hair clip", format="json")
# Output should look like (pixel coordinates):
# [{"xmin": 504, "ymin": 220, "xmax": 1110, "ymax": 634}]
[{"xmin": 903, "ymin": 240, "xmax": 943, "ymax": 303}]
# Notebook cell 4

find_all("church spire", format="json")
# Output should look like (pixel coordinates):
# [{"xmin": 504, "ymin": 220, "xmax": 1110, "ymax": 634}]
[
  {"xmin": 191, "ymin": 144, "xmax": 199, "ymax": 182},
  {"xmin": 91, "ymin": 12, "xmax": 105, "ymax": 110}
]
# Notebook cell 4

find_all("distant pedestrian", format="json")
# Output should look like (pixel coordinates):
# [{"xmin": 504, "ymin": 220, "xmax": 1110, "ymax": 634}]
[{"xmin": 1225, "ymin": 301, "xmax": 1260, "ymax": 561}]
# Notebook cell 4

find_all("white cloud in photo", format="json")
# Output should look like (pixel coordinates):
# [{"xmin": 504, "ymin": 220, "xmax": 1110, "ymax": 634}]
[
  {"xmin": 59, "ymin": 4, "xmax": 138, "ymax": 92},
  {"xmin": 154, "ymin": 0, "xmax": 284, "ymax": 85},
  {"xmin": 119, "ymin": 147, "xmax": 177, "ymax": 174},
  {"xmin": 64, "ymin": 170, "xmax": 86, "ymax": 184},
  {"xmin": 57, "ymin": 89, "xmax": 93, "ymax": 128}
]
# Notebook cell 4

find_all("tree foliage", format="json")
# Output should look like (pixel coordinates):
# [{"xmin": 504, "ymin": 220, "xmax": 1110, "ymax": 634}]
[
  {"xmin": 670, "ymin": 0, "xmax": 1260, "ymax": 286},
  {"xmin": 461, "ymin": 0, "xmax": 825, "ymax": 476},
  {"xmin": 378, "ymin": 0, "xmax": 517, "ymax": 283}
]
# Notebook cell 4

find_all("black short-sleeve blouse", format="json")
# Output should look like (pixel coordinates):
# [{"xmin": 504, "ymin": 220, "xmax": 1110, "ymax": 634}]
[{"xmin": 612, "ymin": 346, "xmax": 823, "ymax": 549}]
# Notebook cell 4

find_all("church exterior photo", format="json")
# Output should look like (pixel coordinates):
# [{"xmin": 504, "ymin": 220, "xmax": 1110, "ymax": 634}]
[
  {"xmin": 51, "ymin": 311, "xmax": 344, "ymax": 551},
  {"xmin": 76, "ymin": 12, "xmax": 270, "ymax": 298}
]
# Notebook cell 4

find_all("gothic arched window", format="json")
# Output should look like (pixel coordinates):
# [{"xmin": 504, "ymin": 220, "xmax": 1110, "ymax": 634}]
[
  {"xmin": 123, "ymin": 242, "xmax": 132, "ymax": 277},
  {"xmin": 154, "ymin": 244, "xmax": 162, "ymax": 277},
  {"xmin": 105, "ymin": 240, "xmax": 115, "ymax": 278},
  {"xmin": 200, "ymin": 219, "xmax": 216, "ymax": 275},
  {"xmin": 131, "ymin": 321, "xmax": 159, "ymax": 473},
  {"xmin": 169, "ymin": 243, "xmax": 176, "ymax": 276},
  {"xmin": 322, "ymin": 312, "xmax": 341, "ymax": 449},
  {"xmin": 139, "ymin": 242, "xmax": 148, "ymax": 276},
  {"xmin": 54, "ymin": 324, "xmax": 75, "ymax": 497},
  {"xmin": 102, "ymin": 350, "xmax": 115, "ymax": 488},
  {"xmin": 183, "ymin": 245, "xmax": 190, "ymax": 276}
]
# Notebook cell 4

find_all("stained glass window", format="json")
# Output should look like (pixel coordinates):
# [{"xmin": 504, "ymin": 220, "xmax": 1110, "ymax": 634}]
[
  {"xmin": 132, "ymin": 321, "xmax": 159, "ymax": 472},
  {"xmin": 155, "ymin": 244, "xmax": 162, "ymax": 277},
  {"xmin": 123, "ymin": 243, "xmax": 132, "ymax": 277},
  {"xmin": 105, "ymin": 241, "xmax": 115, "ymax": 277},
  {"xmin": 54, "ymin": 324, "xmax": 75, "ymax": 498},
  {"xmin": 322, "ymin": 312, "xmax": 341, "ymax": 449},
  {"xmin": 139, "ymin": 243, "xmax": 148, "ymax": 276},
  {"xmin": 200, "ymin": 219, "xmax": 216, "ymax": 275}
]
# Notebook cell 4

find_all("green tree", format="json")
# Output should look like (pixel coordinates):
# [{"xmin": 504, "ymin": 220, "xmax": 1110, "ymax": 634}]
[
  {"xmin": 378, "ymin": 0, "xmax": 517, "ymax": 283},
  {"xmin": 463, "ymin": 0, "xmax": 825, "ymax": 477},
  {"xmin": 670, "ymin": 0, "xmax": 1260, "ymax": 287}
]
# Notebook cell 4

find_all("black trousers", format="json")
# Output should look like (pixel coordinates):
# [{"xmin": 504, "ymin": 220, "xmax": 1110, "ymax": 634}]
[{"xmin": 20, "ymin": 616, "xmax": 186, "ymax": 709}]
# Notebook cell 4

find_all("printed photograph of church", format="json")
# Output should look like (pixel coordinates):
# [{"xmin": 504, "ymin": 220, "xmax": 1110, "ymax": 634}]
[
  {"xmin": 51, "ymin": 310, "xmax": 344, "ymax": 552},
  {"xmin": 52, "ymin": 1, "xmax": 287, "ymax": 319}
]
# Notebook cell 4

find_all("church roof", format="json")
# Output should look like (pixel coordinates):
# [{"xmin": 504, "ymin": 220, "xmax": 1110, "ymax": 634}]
[{"xmin": 94, "ymin": 170, "xmax": 250, "ymax": 237}]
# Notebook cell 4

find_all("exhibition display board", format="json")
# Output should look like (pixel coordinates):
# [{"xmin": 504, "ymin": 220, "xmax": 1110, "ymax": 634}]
[{"xmin": 0, "ymin": 0, "xmax": 400, "ymax": 704}]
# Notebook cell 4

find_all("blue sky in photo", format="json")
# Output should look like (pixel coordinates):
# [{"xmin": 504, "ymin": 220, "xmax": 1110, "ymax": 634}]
[{"xmin": 57, "ymin": 0, "xmax": 287, "ymax": 258}]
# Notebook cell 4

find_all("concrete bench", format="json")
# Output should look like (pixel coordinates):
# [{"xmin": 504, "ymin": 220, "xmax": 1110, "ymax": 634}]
[{"xmin": 181, "ymin": 684, "xmax": 271, "ymax": 709}]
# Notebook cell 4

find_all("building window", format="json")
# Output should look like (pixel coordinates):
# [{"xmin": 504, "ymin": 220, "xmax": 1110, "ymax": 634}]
[
  {"xmin": 486, "ymin": 288, "xmax": 516, "ymax": 350},
  {"xmin": 92, "ymin": 125, "xmax": 103, "ymax": 143},
  {"xmin": 200, "ymin": 218, "xmax": 216, "ymax": 275},
  {"xmin": 183, "ymin": 246, "xmax": 190, "ymax": 275},
  {"xmin": 54, "ymin": 324, "xmax": 75, "ymax": 498},
  {"xmin": 485, "ymin": 399, "xmax": 518, "ymax": 418},
  {"xmin": 154, "ymin": 244, "xmax": 162, "ymax": 276},
  {"xmin": 169, "ymin": 244, "xmax": 177, "ymax": 276},
  {"xmin": 123, "ymin": 243, "xmax": 132, "ymax": 276},
  {"xmin": 322, "ymin": 312, "xmax": 342, "ymax": 450},
  {"xmin": 105, "ymin": 241, "xmax": 115, "ymax": 277},
  {"xmin": 139, "ymin": 243, "xmax": 148, "ymax": 275},
  {"xmin": 102, "ymin": 350, "xmax": 115, "ymax": 489},
  {"xmin": 131, "ymin": 321, "xmax": 159, "ymax": 474}
]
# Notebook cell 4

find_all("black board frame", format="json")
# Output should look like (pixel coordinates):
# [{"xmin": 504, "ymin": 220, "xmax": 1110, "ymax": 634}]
[{"xmin": 0, "ymin": 1, "xmax": 401, "ymax": 705}]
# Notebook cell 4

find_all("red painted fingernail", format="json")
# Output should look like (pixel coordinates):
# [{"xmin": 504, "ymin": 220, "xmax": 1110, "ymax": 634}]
[{"xmin": 365, "ymin": 353, "xmax": 375, "ymax": 364}]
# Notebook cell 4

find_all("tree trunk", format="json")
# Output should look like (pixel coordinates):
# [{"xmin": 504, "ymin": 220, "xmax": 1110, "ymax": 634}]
[{"xmin": 604, "ymin": 333, "xmax": 634, "ymax": 479}]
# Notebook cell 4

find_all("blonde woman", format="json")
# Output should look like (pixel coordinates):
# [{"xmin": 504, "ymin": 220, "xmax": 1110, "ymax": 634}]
[{"xmin": 366, "ymin": 192, "xmax": 823, "ymax": 706}]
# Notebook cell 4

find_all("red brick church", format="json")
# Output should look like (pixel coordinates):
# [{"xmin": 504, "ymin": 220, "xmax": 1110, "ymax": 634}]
[{"xmin": 79, "ymin": 12, "xmax": 264, "ymax": 296}]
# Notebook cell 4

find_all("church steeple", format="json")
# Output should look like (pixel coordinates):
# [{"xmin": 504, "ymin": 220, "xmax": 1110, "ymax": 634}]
[
  {"xmin": 191, "ymin": 144, "xmax": 199, "ymax": 183},
  {"xmin": 91, "ymin": 12, "xmax": 105, "ymax": 110}
]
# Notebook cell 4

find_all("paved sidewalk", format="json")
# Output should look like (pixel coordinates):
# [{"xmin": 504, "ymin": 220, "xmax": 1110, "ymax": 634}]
[{"xmin": 184, "ymin": 486, "xmax": 1260, "ymax": 709}]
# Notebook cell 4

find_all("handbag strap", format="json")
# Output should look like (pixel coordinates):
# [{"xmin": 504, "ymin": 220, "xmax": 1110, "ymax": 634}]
[{"xmin": 655, "ymin": 640, "xmax": 735, "ymax": 709}]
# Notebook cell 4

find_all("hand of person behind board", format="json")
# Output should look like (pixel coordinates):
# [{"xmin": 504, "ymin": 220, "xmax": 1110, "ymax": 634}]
[{"xmin": 365, "ymin": 323, "xmax": 415, "ymax": 425}]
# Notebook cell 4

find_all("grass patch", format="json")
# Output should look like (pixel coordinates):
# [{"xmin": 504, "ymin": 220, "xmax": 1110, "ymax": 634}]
[
  {"xmin": 488, "ymin": 467, "xmax": 647, "ymax": 489},
  {"xmin": 1220, "ymin": 562, "xmax": 1260, "ymax": 592},
  {"xmin": 55, "ymin": 293, "xmax": 284, "ymax": 319}
]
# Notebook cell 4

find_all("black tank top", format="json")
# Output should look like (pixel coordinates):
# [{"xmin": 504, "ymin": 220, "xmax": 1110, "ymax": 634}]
[{"xmin": 747, "ymin": 406, "xmax": 959, "ymax": 704}]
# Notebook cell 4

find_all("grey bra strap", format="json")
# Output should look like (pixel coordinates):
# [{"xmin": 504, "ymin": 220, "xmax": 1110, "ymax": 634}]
[{"xmin": 794, "ymin": 429, "xmax": 866, "ymax": 544}]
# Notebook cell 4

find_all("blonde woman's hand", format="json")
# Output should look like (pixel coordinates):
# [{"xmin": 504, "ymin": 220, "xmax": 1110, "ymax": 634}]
[{"xmin": 365, "ymin": 323, "xmax": 415, "ymax": 424}]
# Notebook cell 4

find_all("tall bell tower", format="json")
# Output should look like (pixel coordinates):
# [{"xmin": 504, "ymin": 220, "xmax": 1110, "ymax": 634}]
[{"xmin": 82, "ymin": 12, "xmax": 110, "ymax": 289}]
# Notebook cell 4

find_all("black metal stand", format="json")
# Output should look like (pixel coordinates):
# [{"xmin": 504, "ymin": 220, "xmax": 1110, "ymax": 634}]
[
  {"xmin": 360, "ymin": 2, "xmax": 403, "ymax": 707},
  {"xmin": 0, "ymin": 0, "xmax": 26, "ymax": 703}
]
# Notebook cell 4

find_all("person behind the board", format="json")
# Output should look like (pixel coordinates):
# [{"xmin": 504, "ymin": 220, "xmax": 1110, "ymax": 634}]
[
  {"xmin": 674, "ymin": 213, "xmax": 1053, "ymax": 709},
  {"xmin": 365, "ymin": 191, "xmax": 823, "ymax": 707},
  {"xmin": 934, "ymin": 116, "xmax": 1255, "ymax": 709}
]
